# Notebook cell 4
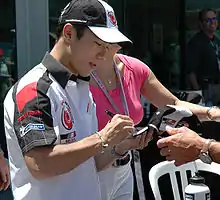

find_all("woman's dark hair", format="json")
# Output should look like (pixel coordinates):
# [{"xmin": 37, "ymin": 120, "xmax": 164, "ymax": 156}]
[
  {"xmin": 198, "ymin": 8, "xmax": 217, "ymax": 22},
  {"xmin": 56, "ymin": 23, "xmax": 86, "ymax": 40}
]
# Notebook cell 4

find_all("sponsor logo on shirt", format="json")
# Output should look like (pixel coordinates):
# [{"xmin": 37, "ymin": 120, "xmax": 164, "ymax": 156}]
[
  {"xmin": 61, "ymin": 101, "xmax": 74, "ymax": 130},
  {"xmin": 18, "ymin": 110, "xmax": 42, "ymax": 122},
  {"xmin": 20, "ymin": 123, "xmax": 45, "ymax": 137},
  {"xmin": 60, "ymin": 131, "xmax": 76, "ymax": 144}
]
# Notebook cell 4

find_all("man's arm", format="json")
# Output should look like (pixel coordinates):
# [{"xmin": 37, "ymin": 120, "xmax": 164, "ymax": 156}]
[{"xmin": 25, "ymin": 134, "xmax": 101, "ymax": 179}]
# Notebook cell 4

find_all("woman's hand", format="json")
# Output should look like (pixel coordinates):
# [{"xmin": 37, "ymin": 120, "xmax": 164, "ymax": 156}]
[
  {"xmin": 115, "ymin": 129, "xmax": 153, "ymax": 154},
  {"xmin": 0, "ymin": 154, "xmax": 10, "ymax": 191}
]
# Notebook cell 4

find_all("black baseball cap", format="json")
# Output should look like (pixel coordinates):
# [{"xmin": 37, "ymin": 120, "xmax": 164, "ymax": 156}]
[{"xmin": 58, "ymin": 0, "xmax": 132, "ymax": 44}]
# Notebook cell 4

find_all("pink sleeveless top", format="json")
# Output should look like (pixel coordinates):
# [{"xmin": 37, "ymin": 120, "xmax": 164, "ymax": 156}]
[{"xmin": 90, "ymin": 54, "xmax": 150, "ymax": 131}]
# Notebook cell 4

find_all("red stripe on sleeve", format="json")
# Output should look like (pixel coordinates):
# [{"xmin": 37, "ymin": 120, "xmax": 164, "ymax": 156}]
[{"xmin": 16, "ymin": 82, "xmax": 38, "ymax": 112}]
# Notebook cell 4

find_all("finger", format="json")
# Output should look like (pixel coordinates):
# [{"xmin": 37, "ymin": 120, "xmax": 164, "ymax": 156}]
[
  {"xmin": 145, "ymin": 132, "xmax": 153, "ymax": 143},
  {"xmin": 131, "ymin": 135, "xmax": 143, "ymax": 150},
  {"xmin": 157, "ymin": 137, "xmax": 169, "ymax": 148},
  {"xmin": 3, "ymin": 182, "xmax": 8, "ymax": 191},
  {"xmin": 138, "ymin": 135, "xmax": 147, "ymax": 149},
  {"xmin": 139, "ymin": 133, "xmax": 153, "ymax": 149},
  {"xmin": 165, "ymin": 125, "xmax": 187, "ymax": 136},
  {"xmin": 120, "ymin": 123, "xmax": 135, "ymax": 132},
  {"xmin": 124, "ymin": 126, "xmax": 135, "ymax": 133},
  {"xmin": 165, "ymin": 126, "xmax": 180, "ymax": 135},
  {"xmin": 0, "ymin": 179, "xmax": 3, "ymax": 191},
  {"xmin": 112, "ymin": 114, "xmax": 132, "ymax": 121},
  {"xmin": 4, "ymin": 182, "xmax": 9, "ymax": 191},
  {"xmin": 160, "ymin": 147, "xmax": 170, "ymax": 157},
  {"xmin": 116, "ymin": 119, "xmax": 134, "ymax": 129},
  {"xmin": 118, "ymin": 126, "xmax": 135, "ymax": 139},
  {"xmin": 0, "ymin": 170, "xmax": 6, "ymax": 183},
  {"xmin": 4, "ymin": 171, "xmax": 10, "ymax": 190}
]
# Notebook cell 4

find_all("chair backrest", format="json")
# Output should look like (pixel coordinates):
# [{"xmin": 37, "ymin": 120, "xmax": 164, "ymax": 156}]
[{"xmin": 149, "ymin": 160, "xmax": 220, "ymax": 200}]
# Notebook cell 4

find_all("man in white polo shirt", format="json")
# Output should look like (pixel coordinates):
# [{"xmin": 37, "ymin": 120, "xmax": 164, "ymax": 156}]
[{"xmin": 3, "ymin": 1, "xmax": 134, "ymax": 200}]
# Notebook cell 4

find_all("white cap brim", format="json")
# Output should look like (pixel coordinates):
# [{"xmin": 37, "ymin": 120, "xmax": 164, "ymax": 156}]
[{"xmin": 88, "ymin": 26, "xmax": 132, "ymax": 44}]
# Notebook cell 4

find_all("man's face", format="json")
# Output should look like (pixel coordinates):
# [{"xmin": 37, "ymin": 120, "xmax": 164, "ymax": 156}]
[
  {"xmin": 68, "ymin": 27, "xmax": 111, "ymax": 77},
  {"xmin": 200, "ymin": 11, "xmax": 218, "ymax": 34}
]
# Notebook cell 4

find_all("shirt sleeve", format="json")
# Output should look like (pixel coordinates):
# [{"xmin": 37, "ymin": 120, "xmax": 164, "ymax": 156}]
[{"xmin": 9, "ymin": 81, "xmax": 57, "ymax": 154}]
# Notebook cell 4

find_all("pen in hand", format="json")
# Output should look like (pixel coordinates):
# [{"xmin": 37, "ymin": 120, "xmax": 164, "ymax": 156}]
[
  {"xmin": 105, "ymin": 110, "xmax": 139, "ymax": 137},
  {"xmin": 105, "ymin": 110, "xmax": 116, "ymax": 118}
]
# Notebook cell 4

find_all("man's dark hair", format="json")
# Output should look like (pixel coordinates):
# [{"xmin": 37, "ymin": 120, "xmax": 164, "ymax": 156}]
[
  {"xmin": 198, "ymin": 8, "xmax": 217, "ymax": 22},
  {"xmin": 56, "ymin": 23, "xmax": 86, "ymax": 40}
]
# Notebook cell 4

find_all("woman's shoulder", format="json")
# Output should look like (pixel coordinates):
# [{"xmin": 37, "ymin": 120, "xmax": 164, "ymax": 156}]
[
  {"xmin": 116, "ymin": 54, "xmax": 150, "ymax": 74},
  {"xmin": 116, "ymin": 54, "xmax": 151, "ymax": 86},
  {"xmin": 117, "ymin": 54, "xmax": 141, "ymax": 67}
]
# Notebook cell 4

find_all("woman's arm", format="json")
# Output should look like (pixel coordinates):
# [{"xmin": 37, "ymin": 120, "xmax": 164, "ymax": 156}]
[
  {"xmin": 141, "ymin": 71, "xmax": 220, "ymax": 121},
  {"xmin": 141, "ymin": 71, "xmax": 178, "ymax": 108}
]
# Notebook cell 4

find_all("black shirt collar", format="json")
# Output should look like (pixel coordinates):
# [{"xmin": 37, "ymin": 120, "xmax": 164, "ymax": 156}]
[{"xmin": 41, "ymin": 53, "xmax": 90, "ymax": 88}]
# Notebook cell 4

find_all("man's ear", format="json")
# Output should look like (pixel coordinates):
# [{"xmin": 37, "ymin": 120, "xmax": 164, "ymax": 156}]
[{"xmin": 63, "ymin": 23, "xmax": 75, "ymax": 43}]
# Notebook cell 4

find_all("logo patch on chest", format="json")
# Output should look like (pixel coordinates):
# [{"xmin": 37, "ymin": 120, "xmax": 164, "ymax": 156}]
[{"xmin": 61, "ymin": 101, "xmax": 74, "ymax": 130}]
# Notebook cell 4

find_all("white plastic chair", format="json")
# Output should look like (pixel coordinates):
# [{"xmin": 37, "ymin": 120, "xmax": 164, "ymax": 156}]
[{"xmin": 149, "ymin": 160, "xmax": 220, "ymax": 200}]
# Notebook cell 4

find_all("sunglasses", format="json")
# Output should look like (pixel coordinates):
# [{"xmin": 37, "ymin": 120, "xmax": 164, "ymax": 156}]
[{"xmin": 203, "ymin": 17, "xmax": 218, "ymax": 23}]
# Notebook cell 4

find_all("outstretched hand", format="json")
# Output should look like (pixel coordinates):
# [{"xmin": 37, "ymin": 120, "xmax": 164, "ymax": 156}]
[{"xmin": 157, "ymin": 126, "xmax": 205, "ymax": 166}]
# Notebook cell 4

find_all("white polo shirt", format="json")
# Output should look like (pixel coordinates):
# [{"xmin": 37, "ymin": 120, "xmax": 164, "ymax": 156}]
[{"xmin": 4, "ymin": 53, "xmax": 101, "ymax": 200}]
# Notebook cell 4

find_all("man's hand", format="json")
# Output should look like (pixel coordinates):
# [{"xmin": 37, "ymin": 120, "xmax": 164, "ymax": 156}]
[
  {"xmin": 0, "ymin": 154, "xmax": 10, "ymax": 191},
  {"xmin": 207, "ymin": 106, "xmax": 220, "ymax": 122},
  {"xmin": 99, "ymin": 114, "xmax": 134, "ymax": 147},
  {"xmin": 157, "ymin": 126, "xmax": 206, "ymax": 166}
]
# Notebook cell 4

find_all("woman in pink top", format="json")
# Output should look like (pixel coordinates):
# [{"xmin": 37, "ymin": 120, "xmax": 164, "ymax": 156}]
[
  {"xmin": 90, "ymin": 45, "xmax": 152, "ymax": 200},
  {"xmin": 90, "ymin": 44, "xmax": 218, "ymax": 200}
]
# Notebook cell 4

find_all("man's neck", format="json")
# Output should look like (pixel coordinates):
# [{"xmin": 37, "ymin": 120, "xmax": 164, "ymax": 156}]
[
  {"xmin": 203, "ymin": 31, "xmax": 215, "ymax": 40},
  {"xmin": 50, "ymin": 45, "xmax": 79, "ymax": 76}
]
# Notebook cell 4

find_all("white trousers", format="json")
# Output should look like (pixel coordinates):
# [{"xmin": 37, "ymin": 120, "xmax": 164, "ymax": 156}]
[{"xmin": 98, "ymin": 163, "xmax": 133, "ymax": 200}]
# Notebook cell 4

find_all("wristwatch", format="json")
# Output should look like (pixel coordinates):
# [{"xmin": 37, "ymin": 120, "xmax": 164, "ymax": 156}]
[{"xmin": 199, "ymin": 139, "xmax": 215, "ymax": 164}]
